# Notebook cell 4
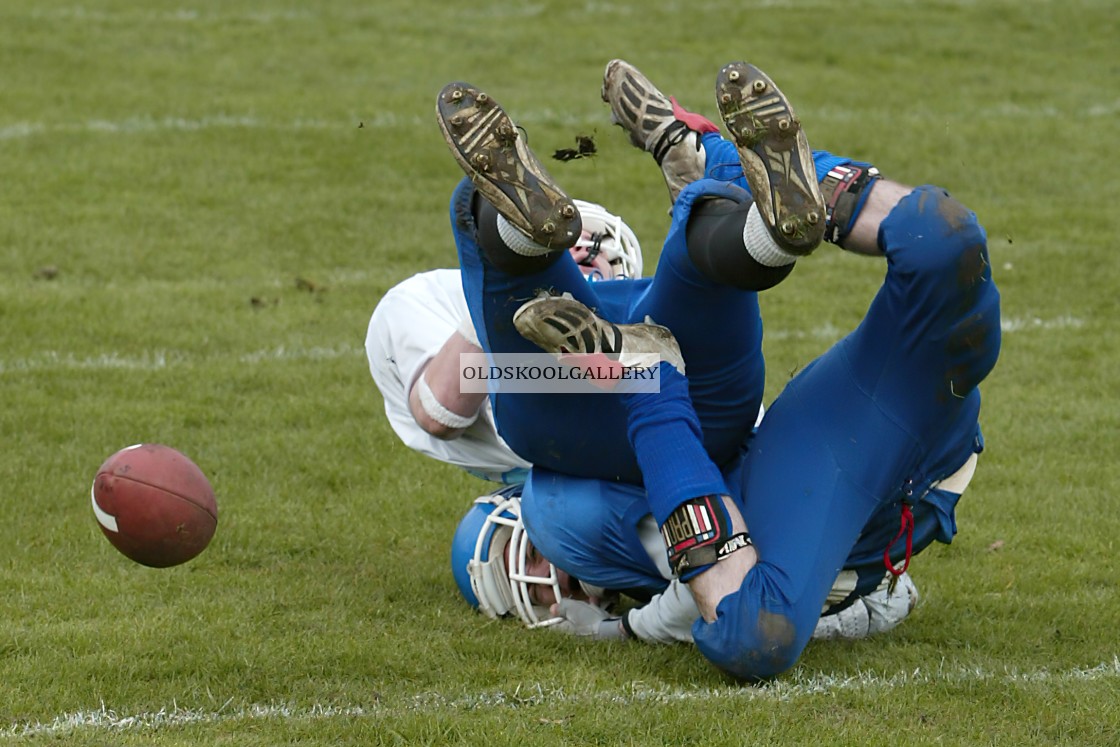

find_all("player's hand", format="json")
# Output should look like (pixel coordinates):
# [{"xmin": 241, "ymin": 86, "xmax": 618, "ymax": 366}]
[{"xmin": 549, "ymin": 599, "xmax": 628, "ymax": 641}]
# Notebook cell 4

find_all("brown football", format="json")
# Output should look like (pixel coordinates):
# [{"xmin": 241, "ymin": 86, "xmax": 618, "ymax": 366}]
[{"xmin": 91, "ymin": 444, "xmax": 218, "ymax": 567}]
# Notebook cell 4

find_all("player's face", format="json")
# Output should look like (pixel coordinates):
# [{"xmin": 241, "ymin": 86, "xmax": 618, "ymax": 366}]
[
  {"xmin": 568, "ymin": 233, "xmax": 616, "ymax": 282},
  {"xmin": 504, "ymin": 537, "xmax": 594, "ymax": 608}
]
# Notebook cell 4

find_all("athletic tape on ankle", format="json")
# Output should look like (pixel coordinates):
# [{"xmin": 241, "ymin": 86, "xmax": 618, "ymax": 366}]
[
  {"xmin": 821, "ymin": 164, "xmax": 880, "ymax": 246},
  {"xmin": 416, "ymin": 374, "xmax": 479, "ymax": 430},
  {"xmin": 743, "ymin": 203, "xmax": 798, "ymax": 267},
  {"xmin": 497, "ymin": 215, "xmax": 555, "ymax": 257}
]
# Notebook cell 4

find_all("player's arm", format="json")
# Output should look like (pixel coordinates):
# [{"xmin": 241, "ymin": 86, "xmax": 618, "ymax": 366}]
[
  {"xmin": 617, "ymin": 580, "xmax": 698, "ymax": 643},
  {"xmin": 549, "ymin": 583, "xmax": 697, "ymax": 644},
  {"xmin": 408, "ymin": 330, "xmax": 488, "ymax": 440}
]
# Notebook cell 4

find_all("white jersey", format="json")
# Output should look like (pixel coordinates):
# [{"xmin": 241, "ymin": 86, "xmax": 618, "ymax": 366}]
[{"xmin": 365, "ymin": 269, "xmax": 531, "ymax": 484}]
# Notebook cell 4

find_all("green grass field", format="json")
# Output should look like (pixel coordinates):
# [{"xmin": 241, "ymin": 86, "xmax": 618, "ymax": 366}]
[{"xmin": 2, "ymin": 0, "xmax": 1118, "ymax": 744}]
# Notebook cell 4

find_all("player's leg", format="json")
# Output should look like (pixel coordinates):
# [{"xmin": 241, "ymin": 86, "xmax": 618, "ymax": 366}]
[
  {"xmin": 840, "ymin": 183, "xmax": 1001, "ymax": 446},
  {"xmin": 603, "ymin": 59, "xmax": 897, "ymax": 259},
  {"xmin": 602, "ymin": 59, "xmax": 824, "ymax": 256},
  {"xmin": 618, "ymin": 181, "xmax": 770, "ymax": 468},
  {"xmin": 601, "ymin": 58, "xmax": 719, "ymax": 205},
  {"xmin": 512, "ymin": 295, "xmax": 759, "ymax": 594},
  {"xmin": 597, "ymin": 65, "xmax": 815, "ymax": 465},
  {"xmin": 691, "ymin": 185, "xmax": 1002, "ymax": 680},
  {"xmin": 438, "ymin": 83, "xmax": 642, "ymax": 481},
  {"xmin": 448, "ymin": 181, "xmax": 600, "ymax": 356},
  {"xmin": 622, "ymin": 63, "xmax": 829, "ymax": 465},
  {"xmin": 685, "ymin": 273, "xmax": 971, "ymax": 676},
  {"xmin": 603, "ymin": 59, "xmax": 825, "ymax": 279},
  {"xmin": 438, "ymin": 82, "xmax": 603, "ymax": 356}
]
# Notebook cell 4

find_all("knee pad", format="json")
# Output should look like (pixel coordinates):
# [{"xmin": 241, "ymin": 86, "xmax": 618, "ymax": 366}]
[
  {"xmin": 691, "ymin": 589, "xmax": 808, "ymax": 682},
  {"xmin": 882, "ymin": 186, "xmax": 990, "ymax": 278}
]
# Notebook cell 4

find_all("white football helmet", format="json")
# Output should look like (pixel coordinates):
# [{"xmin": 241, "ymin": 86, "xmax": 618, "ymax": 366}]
[
  {"xmin": 571, "ymin": 200, "xmax": 643, "ymax": 280},
  {"xmin": 450, "ymin": 487, "xmax": 606, "ymax": 628}
]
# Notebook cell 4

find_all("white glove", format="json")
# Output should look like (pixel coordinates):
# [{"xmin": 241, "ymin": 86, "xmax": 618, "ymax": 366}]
[{"xmin": 550, "ymin": 599, "xmax": 629, "ymax": 641}]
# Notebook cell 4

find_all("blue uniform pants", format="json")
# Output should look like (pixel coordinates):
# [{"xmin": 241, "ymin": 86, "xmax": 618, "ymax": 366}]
[
  {"xmin": 691, "ymin": 185, "xmax": 1001, "ymax": 680},
  {"xmin": 521, "ymin": 184, "xmax": 1000, "ymax": 682},
  {"xmin": 450, "ymin": 176, "xmax": 765, "ymax": 484}
]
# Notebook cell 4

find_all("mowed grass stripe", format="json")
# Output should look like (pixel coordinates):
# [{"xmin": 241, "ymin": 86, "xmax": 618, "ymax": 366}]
[
  {"xmin": 2, "ymin": 98, "xmax": 1116, "ymax": 142},
  {"xmin": 0, "ymin": 315, "xmax": 1082, "ymax": 374}
]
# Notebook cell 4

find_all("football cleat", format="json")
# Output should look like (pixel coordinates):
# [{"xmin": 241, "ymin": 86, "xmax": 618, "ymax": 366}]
[
  {"xmin": 601, "ymin": 59, "xmax": 717, "ymax": 203},
  {"xmin": 865, "ymin": 570, "xmax": 919, "ymax": 635},
  {"xmin": 811, "ymin": 598, "xmax": 871, "ymax": 640},
  {"xmin": 812, "ymin": 571, "xmax": 920, "ymax": 640},
  {"xmin": 437, "ymin": 81, "xmax": 581, "ymax": 249},
  {"xmin": 715, "ymin": 62, "xmax": 825, "ymax": 255},
  {"xmin": 512, "ymin": 292, "xmax": 685, "ymax": 376}
]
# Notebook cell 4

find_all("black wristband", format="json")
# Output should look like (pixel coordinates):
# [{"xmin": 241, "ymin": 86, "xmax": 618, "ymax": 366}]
[
  {"xmin": 661, "ymin": 494, "xmax": 734, "ymax": 579},
  {"xmin": 620, "ymin": 609, "xmax": 636, "ymax": 640}
]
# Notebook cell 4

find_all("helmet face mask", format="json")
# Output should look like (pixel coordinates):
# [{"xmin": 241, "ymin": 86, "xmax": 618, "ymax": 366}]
[
  {"xmin": 451, "ymin": 489, "xmax": 566, "ymax": 628},
  {"xmin": 506, "ymin": 511, "xmax": 565, "ymax": 627}
]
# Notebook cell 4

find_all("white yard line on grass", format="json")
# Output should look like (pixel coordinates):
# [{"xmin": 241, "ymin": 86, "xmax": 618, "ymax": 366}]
[
  {"xmin": 0, "ymin": 345, "xmax": 362, "ymax": 374},
  {"xmin": 2, "ymin": 703, "xmax": 368, "ymax": 740},
  {"xmin": 0, "ymin": 116, "xmax": 344, "ymax": 141},
  {"xmin": 998, "ymin": 314, "xmax": 1085, "ymax": 332},
  {"xmin": 5, "ymin": 657, "xmax": 1119, "ymax": 738},
  {"xmin": 0, "ymin": 110, "xmax": 603, "ymax": 141},
  {"xmin": 29, "ymin": 8, "xmax": 316, "ymax": 22}
]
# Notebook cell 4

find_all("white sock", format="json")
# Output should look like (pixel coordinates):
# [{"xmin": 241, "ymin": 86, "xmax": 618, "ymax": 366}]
[
  {"xmin": 743, "ymin": 203, "xmax": 798, "ymax": 267},
  {"xmin": 497, "ymin": 215, "xmax": 554, "ymax": 257}
]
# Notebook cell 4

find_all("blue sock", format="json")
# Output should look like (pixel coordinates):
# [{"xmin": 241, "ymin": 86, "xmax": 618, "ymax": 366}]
[{"xmin": 619, "ymin": 362, "xmax": 729, "ymax": 525}]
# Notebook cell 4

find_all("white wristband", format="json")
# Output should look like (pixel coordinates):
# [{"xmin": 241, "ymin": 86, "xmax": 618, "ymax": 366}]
[
  {"xmin": 416, "ymin": 375, "xmax": 479, "ymax": 430},
  {"xmin": 743, "ymin": 202, "xmax": 798, "ymax": 267}
]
